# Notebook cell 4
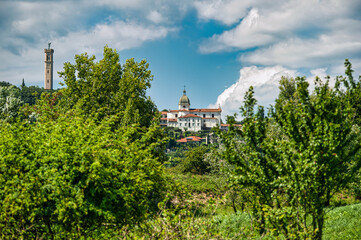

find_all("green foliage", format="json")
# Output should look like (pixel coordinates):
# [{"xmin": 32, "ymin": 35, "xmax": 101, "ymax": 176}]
[
  {"xmin": 0, "ymin": 81, "xmax": 12, "ymax": 87},
  {"xmin": 20, "ymin": 85, "xmax": 47, "ymax": 105},
  {"xmin": 217, "ymin": 62, "xmax": 361, "ymax": 239},
  {"xmin": 58, "ymin": 46, "xmax": 156, "ymax": 127},
  {"xmin": 170, "ymin": 172, "xmax": 227, "ymax": 195},
  {"xmin": 176, "ymin": 145, "xmax": 210, "ymax": 174},
  {"xmin": 0, "ymin": 114, "xmax": 168, "ymax": 239},
  {"xmin": 0, "ymin": 85, "xmax": 23, "ymax": 121}
]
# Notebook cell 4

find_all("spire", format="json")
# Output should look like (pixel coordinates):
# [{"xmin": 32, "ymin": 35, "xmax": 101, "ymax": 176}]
[
  {"xmin": 183, "ymin": 85, "xmax": 186, "ymax": 95},
  {"xmin": 21, "ymin": 78, "xmax": 25, "ymax": 88}
]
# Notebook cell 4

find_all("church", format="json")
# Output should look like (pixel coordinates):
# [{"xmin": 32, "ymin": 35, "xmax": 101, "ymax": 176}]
[{"xmin": 160, "ymin": 89, "xmax": 222, "ymax": 131}]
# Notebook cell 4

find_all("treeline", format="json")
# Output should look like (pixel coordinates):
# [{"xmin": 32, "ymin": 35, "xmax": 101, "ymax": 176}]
[{"xmin": 0, "ymin": 80, "xmax": 49, "ymax": 121}]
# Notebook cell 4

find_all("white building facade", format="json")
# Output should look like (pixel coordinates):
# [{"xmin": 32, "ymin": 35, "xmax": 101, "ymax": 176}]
[{"xmin": 160, "ymin": 89, "xmax": 222, "ymax": 131}]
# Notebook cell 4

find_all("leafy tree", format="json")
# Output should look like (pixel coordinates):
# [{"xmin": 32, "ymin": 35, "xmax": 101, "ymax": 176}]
[
  {"xmin": 20, "ymin": 85, "xmax": 46, "ymax": 105},
  {"xmin": 0, "ymin": 81, "xmax": 12, "ymax": 87},
  {"xmin": 335, "ymin": 59, "xmax": 361, "ymax": 126},
  {"xmin": 218, "ymin": 64, "xmax": 361, "ymax": 239},
  {"xmin": 0, "ymin": 115, "xmax": 168, "ymax": 238},
  {"xmin": 0, "ymin": 85, "xmax": 23, "ymax": 121},
  {"xmin": 58, "ymin": 46, "xmax": 156, "ymax": 127},
  {"xmin": 177, "ymin": 145, "xmax": 210, "ymax": 174}
]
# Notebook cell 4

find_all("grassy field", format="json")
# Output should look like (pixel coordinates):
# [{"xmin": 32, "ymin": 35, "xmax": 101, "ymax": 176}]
[{"xmin": 155, "ymin": 173, "xmax": 361, "ymax": 239}]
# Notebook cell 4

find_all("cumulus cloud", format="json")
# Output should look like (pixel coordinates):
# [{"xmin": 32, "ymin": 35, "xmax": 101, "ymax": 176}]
[
  {"xmin": 199, "ymin": 8, "xmax": 274, "ymax": 53},
  {"xmin": 198, "ymin": 0, "xmax": 361, "ymax": 72},
  {"xmin": 0, "ymin": 0, "xmax": 179, "ymax": 86},
  {"xmin": 0, "ymin": 20, "xmax": 175, "ymax": 87},
  {"xmin": 147, "ymin": 10, "xmax": 167, "ymax": 24},
  {"xmin": 209, "ymin": 66, "xmax": 297, "ymax": 119},
  {"xmin": 211, "ymin": 64, "xmax": 351, "ymax": 120},
  {"xmin": 241, "ymin": 26, "xmax": 361, "ymax": 69}
]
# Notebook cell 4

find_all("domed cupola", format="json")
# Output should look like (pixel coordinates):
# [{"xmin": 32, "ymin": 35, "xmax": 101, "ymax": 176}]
[{"xmin": 179, "ymin": 89, "xmax": 190, "ymax": 110}]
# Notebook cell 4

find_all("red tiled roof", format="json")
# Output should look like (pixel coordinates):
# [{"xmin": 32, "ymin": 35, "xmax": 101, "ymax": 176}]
[
  {"xmin": 221, "ymin": 124, "xmax": 242, "ymax": 127},
  {"xmin": 160, "ymin": 118, "xmax": 167, "ymax": 120},
  {"xmin": 177, "ymin": 138, "xmax": 188, "ymax": 143},
  {"xmin": 161, "ymin": 111, "xmax": 168, "ymax": 114},
  {"xmin": 176, "ymin": 136, "xmax": 204, "ymax": 143},
  {"xmin": 168, "ymin": 118, "xmax": 177, "ymax": 122},
  {"xmin": 179, "ymin": 114, "xmax": 202, "ymax": 118}
]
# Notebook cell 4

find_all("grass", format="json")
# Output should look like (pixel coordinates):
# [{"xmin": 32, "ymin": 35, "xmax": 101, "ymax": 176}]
[{"xmin": 323, "ymin": 203, "xmax": 361, "ymax": 239}]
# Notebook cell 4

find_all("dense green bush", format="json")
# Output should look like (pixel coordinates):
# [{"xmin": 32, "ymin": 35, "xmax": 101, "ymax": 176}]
[
  {"xmin": 175, "ymin": 145, "xmax": 211, "ymax": 174},
  {"xmin": 0, "ymin": 116, "xmax": 168, "ymax": 238}
]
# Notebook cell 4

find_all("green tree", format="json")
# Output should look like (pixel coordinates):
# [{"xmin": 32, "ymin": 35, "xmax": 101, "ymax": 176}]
[
  {"xmin": 0, "ymin": 85, "xmax": 23, "ymax": 121},
  {"xmin": 178, "ymin": 145, "xmax": 210, "ymax": 174},
  {"xmin": 218, "ymin": 67, "xmax": 361, "ymax": 239},
  {"xmin": 20, "ymin": 85, "xmax": 46, "ymax": 105},
  {"xmin": 0, "ymin": 81, "xmax": 12, "ymax": 87},
  {"xmin": 58, "ymin": 46, "xmax": 156, "ymax": 127}
]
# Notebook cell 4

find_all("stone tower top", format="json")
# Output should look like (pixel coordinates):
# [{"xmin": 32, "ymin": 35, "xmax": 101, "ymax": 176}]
[{"xmin": 44, "ymin": 44, "xmax": 54, "ymax": 90}]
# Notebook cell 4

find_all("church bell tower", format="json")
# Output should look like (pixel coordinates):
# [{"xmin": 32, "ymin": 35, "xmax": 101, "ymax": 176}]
[{"xmin": 44, "ymin": 43, "xmax": 54, "ymax": 90}]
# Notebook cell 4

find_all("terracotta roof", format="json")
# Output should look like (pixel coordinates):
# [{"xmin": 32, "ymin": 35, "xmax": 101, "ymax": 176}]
[
  {"xmin": 177, "ymin": 138, "xmax": 188, "ymax": 143},
  {"xmin": 160, "ymin": 118, "xmax": 167, "ymax": 120},
  {"xmin": 161, "ymin": 111, "xmax": 168, "ymax": 114},
  {"xmin": 179, "ymin": 114, "xmax": 202, "ymax": 118},
  {"xmin": 168, "ymin": 118, "xmax": 177, "ymax": 122},
  {"xmin": 221, "ymin": 124, "xmax": 242, "ymax": 127},
  {"xmin": 176, "ymin": 136, "xmax": 204, "ymax": 143}
]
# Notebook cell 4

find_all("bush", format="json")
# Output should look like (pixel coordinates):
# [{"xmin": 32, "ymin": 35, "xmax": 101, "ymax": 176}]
[{"xmin": 0, "ymin": 116, "xmax": 168, "ymax": 238}]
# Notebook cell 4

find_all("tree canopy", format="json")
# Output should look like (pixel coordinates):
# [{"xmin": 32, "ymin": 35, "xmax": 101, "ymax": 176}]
[{"xmin": 58, "ymin": 46, "xmax": 156, "ymax": 127}]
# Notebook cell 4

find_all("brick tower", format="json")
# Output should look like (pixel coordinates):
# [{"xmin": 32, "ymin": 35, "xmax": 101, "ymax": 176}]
[{"xmin": 44, "ymin": 43, "xmax": 54, "ymax": 90}]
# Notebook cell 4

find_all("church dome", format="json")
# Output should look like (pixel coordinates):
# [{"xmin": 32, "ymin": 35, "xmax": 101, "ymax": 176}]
[{"xmin": 179, "ymin": 89, "xmax": 190, "ymax": 105}]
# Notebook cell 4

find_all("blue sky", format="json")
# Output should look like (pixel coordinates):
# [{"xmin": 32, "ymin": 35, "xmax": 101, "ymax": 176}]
[{"xmin": 1, "ymin": 0, "xmax": 361, "ymax": 118}]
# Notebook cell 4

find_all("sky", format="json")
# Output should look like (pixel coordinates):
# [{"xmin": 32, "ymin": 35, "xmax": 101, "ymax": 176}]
[{"xmin": 1, "ymin": 0, "xmax": 361, "ymax": 119}]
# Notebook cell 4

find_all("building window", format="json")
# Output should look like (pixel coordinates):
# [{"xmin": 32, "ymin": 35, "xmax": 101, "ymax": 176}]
[
  {"xmin": 203, "ymin": 114, "xmax": 205, "ymax": 117},
  {"xmin": 212, "ymin": 114, "xmax": 214, "ymax": 118},
  {"xmin": 175, "ymin": 114, "xmax": 178, "ymax": 117}
]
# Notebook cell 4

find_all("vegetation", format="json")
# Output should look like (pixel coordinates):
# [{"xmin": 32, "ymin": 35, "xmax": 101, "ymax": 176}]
[{"xmin": 0, "ymin": 48, "xmax": 360, "ymax": 239}]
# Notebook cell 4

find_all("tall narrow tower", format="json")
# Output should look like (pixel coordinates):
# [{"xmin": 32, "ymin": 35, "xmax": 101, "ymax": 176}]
[{"xmin": 44, "ymin": 43, "xmax": 54, "ymax": 90}]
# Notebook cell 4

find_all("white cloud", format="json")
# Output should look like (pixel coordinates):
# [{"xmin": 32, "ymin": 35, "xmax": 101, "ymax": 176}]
[
  {"xmin": 199, "ymin": 8, "xmax": 275, "ymax": 53},
  {"xmin": 194, "ymin": 0, "xmax": 252, "ymax": 25},
  {"xmin": 210, "ymin": 65, "xmax": 297, "ymax": 119},
  {"xmin": 147, "ymin": 10, "xmax": 166, "ymax": 24},
  {"xmin": 198, "ymin": 0, "xmax": 361, "ymax": 72},
  {"xmin": 0, "ymin": 20, "xmax": 175, "ymax": 87},
  {"xmin": 240, "ymin": 28, "xmax": 361, "ymax": 69},
  {"xmin": 211, "ymin": 64, "xmax": 352, "ymax": 120}
]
